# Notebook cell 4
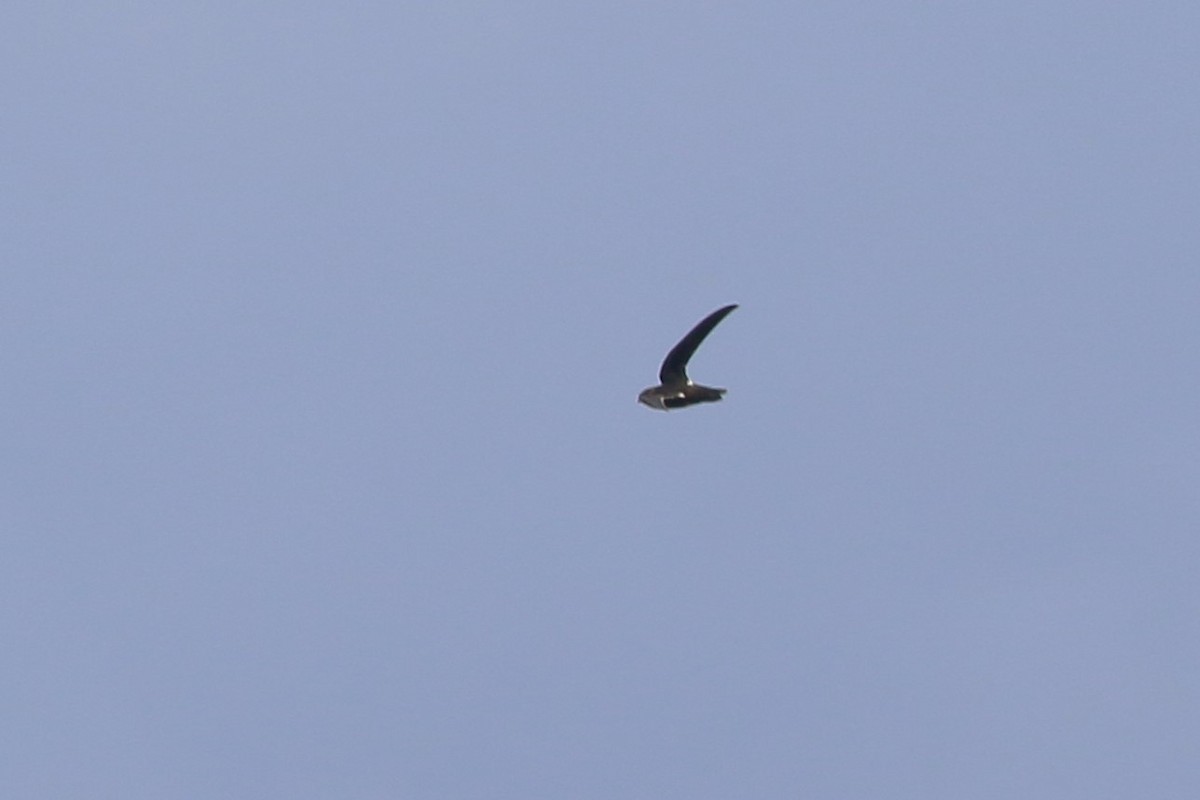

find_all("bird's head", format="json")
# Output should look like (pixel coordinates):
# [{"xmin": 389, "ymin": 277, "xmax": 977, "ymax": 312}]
[{"xmin": 638, "ymin": 387, "xmax": 669, "ymax": 411}]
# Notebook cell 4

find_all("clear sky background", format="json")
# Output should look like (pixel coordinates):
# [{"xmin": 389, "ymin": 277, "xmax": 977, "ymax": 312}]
[{"xmin": 4, "ymin": 3, "xmax": 1199, "ymax": 798}]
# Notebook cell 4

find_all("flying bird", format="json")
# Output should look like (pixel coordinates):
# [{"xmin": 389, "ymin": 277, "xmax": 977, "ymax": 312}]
[{"xmin": 638, "ymin": 304, "xmax": 738, "ymax": 411}]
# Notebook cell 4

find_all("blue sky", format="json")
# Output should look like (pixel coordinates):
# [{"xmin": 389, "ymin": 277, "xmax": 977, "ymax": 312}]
[{"xmin": 5, "ymin": 3, "xmax": 1200, "ymax": 797}]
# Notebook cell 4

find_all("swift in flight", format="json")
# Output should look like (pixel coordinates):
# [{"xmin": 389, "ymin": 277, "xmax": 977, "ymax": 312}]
[{"xmin": 638, "ymin": 304, "xmax": 738, "ymax": 411}]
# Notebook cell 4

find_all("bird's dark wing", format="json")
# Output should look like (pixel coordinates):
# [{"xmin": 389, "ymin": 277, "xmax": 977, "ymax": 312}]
[{"xmin": 659, "ymin": 304, "xmax": 738, "ymax": 384}]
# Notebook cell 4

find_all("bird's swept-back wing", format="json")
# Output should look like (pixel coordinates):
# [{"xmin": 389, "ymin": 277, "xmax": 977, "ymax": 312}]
[{"xmin": 659, "ymin": 304, "xmax": 738, "ymax": 384}]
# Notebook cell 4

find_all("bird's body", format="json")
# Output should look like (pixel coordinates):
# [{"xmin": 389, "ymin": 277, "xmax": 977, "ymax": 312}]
[{"xmin": 638, "ymin": 304, "xmax": 738, "ymax": 411}]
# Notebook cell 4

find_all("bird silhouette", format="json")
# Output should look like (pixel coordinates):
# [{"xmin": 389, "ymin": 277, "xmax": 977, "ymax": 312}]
[{"xmin": 638, "ymin": 304, "xmax": 738, "ymax": 411}]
